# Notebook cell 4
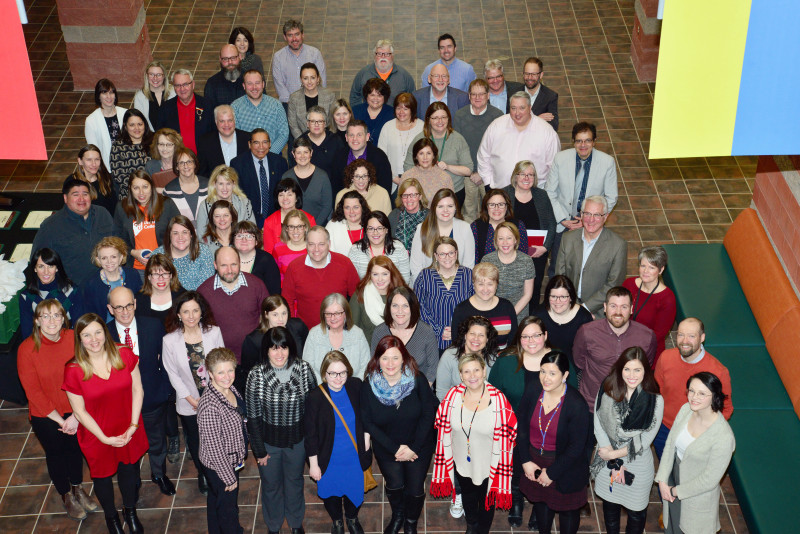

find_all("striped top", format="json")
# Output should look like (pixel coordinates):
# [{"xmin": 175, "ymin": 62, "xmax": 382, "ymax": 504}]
[
  {"xmin": 451, "ymin": 297, "xmax": 519, "ymax": 351},
  {"xmin": 413, "ymin": 266, "xmax": 474, "ymax": 350}
]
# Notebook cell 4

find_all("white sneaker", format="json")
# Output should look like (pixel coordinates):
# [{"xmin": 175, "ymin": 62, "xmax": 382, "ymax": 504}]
[{"xmin": 449, "ymin": 493, "xmax": 464, "ymax": 518}]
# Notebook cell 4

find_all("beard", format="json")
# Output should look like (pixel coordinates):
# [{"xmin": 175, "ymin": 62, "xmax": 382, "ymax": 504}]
[{"xmin": 224, "ymin": 68, "xmax": 241, "ymax": 82}]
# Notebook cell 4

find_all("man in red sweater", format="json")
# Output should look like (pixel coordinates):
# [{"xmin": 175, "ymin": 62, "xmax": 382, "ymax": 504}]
[
  {"xmin": 282, "ymin": 226, "xmax": 360, "ymax": 328},
  {"xmin": 653, "ymin": 317, "xmax": 733, "ymax": 458}
]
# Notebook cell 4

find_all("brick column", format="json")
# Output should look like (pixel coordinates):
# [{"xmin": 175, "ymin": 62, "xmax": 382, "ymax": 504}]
[
  {"xmin": 56, "ymin": 0, "xmax": 152, "ymax": 91},
  {"xmin": 630, "ymin": 0, "xmax": 661, "ymax": 83}
]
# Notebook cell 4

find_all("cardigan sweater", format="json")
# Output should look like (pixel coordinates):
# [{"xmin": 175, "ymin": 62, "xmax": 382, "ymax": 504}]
[
  {"xmin": 262, "ymin": 209, "xmax": 317, "ymax": 256},
  {"xmin": 516, "ymin": 381, "xmax": 592, "ymax": 494},
  {"xmin": 409, "ymin": 219, "xmax": 475, "ymax": 284},
  {"xmin": 334, "ymin": 185, "xmax": 393, "ymax": 217},
  {"xmin": 430, "ymin": 383, "xmax": 517, "ymax": 510},
  {"xmin": 249, "ymin": 249, "xmax": 282, "ymax": 296},
  {"xmin": 80, "ymin": 266, "xmax": 143, "ymax": 317},
  {"xmin": 487, "ymin": 352, "xmax": 530, "ymax": 411},
  {"xmin": 113, "ymin": 199, "xmax": 181, "ymax": 256},
  {"xmin": 303, "ymin": 324, "xmax": 370, "ymax": 383},
  {"xmin": 194, "ymin": 193, "xmax": 256, "ymax": 233},
  {"xmin": 414, "ymin": 266, "xmax": 474, "ymax": 350},
  {"xmin": 347, "ymin": 239, "xmax": 411, "ymax": 283},
  {"xmin": 654, "ymin": 404, "xmax": 735, "ymax": 534},
  {"xmin": 502, "ymin": 185, "xmax": 557, "ymax": 252},
  {"xmin": 324, "ymin": 219, "xmax": 358, "ymax": 256},
  {"xmin": 283, "ymin": 167, "xmax": 333, "ymax": 226},
  {"xmin": 370, "ymin": 321, "xmax": 439, "ymax": 384},
  {"xmin": 304, "ymin": 379, "xmax": 372, "ymax": 474},
  {"xmin": 198, "ymin": 384, "xmax": 248, "ymax": 486},
  {"xmin": 18, "ymin": 281, "xmax": 83, "ymax": 340},
  {"xmin": 17, "ymin": 330, "xmax": 75, "ymax": 418},
  {"xmin": 162, "ymin": 326, "xmax": 225, "ymax": 415},
  {"xmin": 403, "ymin": 131, "xmax": 474, "ymax": 192},
  {"xmin": 162, "ymin": 176, "xmax": 210, "ymax": 222}
]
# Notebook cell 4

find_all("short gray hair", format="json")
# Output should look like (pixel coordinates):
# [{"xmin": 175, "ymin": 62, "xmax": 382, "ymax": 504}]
[
  {"xmin": 214, "ymin": 104, "xmax": 234, "ymax": 122},
  {"xmin": 583, "ymin": 195, "xmax": 608, "ymax": 214},
  {"xmin": 171, "ymin": 68, "xmax": 193, "ymax": 83},
  {"xmin": 306, "ymin": 105, "xmax": 327, "ymax": 122},
  {"xmin": 509, "ymin": 91, "xmax": 531, "ymax": 107},
  {"xmin": 484, "ymin": 59, "xmax": 504, "ymax": 73},
  {"xmin": 374, "ymin": 39, "xmax": 394, "ymax": 54},
  {"xmin": 638, "ymin": 245, "xmax": 668, "ymax": 271}
]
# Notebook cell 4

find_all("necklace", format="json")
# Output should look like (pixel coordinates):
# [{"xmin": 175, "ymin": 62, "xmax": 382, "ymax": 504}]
[
  {"xmin": 240, "ymin": 256, "xmax": 254, "ymax": 265},
  {"xmin": 460, "ymin": 384, "xmax": 486, "ymax": 462},
  {"xmin": 632, "ymin": 279, "xmax": 659, "ymax": 320},
  {"xmin": 537, "ymin": 387, "xmax": 565, "ymax": 454}
]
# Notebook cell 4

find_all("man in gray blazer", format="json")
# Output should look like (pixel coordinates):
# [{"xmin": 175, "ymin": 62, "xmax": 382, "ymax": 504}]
[
  {"xmin": 555, "ymin": 195, "xmax": 626, "ymax": 316},
  {"xmin": 546, "ymin": 122, "xmax": 618, "ymax": 276},
  {"xmin": 412, "ymin": 64, "xmax": 469, "ymax": 119}
]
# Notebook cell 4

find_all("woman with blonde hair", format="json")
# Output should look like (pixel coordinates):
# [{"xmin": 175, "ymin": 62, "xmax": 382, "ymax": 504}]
[
  {"xmin": 69, "ymin": 144, "xmax": 117, "ymax": 215},
  {"xmin": 271, "ymin": 209, "xmax": 312, "ymax": 279},
  {"xmin": 195, "ymin": 165, "xmax": 256, "ymax": 230},
  {"xmin": 133, "ymin": 60, "xmax": 175, "ymax": 130},
  {"xmin": 63, "ymin": 314, "xmax": 148, "ymax": 533},
  {"xmin": 388, "ymin": 177, "xmax": 429, "ymax": 252},
  {"xmin": 81, "ymin": 236, "xmax": 143, "ymax": 318},
  {"xmin": 145, "ymin": 128, "xmax": 183, "ymax": 187},
  {"xmin": 329, "ymin": 99, "xmax": 353, "ymax": 144}
]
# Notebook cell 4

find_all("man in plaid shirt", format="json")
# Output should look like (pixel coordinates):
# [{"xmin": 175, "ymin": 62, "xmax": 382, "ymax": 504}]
[{"xmin": 231, "ymin": 70, "xmax": 289, "ymax": 154}]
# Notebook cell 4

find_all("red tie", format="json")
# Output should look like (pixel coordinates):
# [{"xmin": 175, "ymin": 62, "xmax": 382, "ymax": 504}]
[{"xmin": 124, "ymin": 328, "xmax": 133, "ymax": 350}]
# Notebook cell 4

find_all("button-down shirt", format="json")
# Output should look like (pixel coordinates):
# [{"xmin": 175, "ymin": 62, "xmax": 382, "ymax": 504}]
[
  {"xmin": 250, "ymin": 152, "xmax": 270, "ymax": 201},
  {"xmin": 476, "ymin": 113, "xmax": 561, "ymax": 188},
  {"xmin": 305, "ymin": 252, "xmax": 331, "ymax": 268},
  {"xmin": 421, "ymin": 58, "xmax": 477, "ymax": 92},
  {"xmin": 489, "ymin": 86, "xmax": 508, "ymax": 112},
  {"xmin": 213, "ymin": 272, "xmax": 247, "ymax": 296},
  {"xmin": 115, "ymin": 318, "xmax": 139, "ymax": 355},
  {"xmin": 573, "ymin": 318, "xmax": 658, "ymax": 411},
  {"xmin": 430, "ymin": 87, "xmax": 448, "ymax": 104},
  {"xmin": 271, "ymin": 44, "xmax": 327, "ymax": 102},
  {"xmin": 220, "ymin": 134, "xmax": 237, "ymax": 165},
  {"xmin": 231, "ymin": 95, "xmax": 289, "ymax": 153},
  {"xmin": 578, "ymin": 228, "xmax": 602, "ymax": 299}
]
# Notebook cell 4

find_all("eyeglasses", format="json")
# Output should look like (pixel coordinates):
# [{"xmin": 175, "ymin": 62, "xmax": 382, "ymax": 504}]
[
  {"xmin": 324, "ymin": 311, "xmax": 346, "ymax": 319},
  {"xmin": 549, "ymin": 295, "xmax": 570, "ymax": 301},
  {"xmin": 517, "ymin": 172, "xmax": 535, "ymax": 179},
  {"xmin": 286, "ymin": 225, "xmax": 305, "ymax": 231},
  {"xmin": 401, "ymin": 193, "xmax": 420, "ymax": 199},
  {"xmin": 436, "ymin": 251, "xmax": 456, "ymax": 258},
  {"xmin": 430, "ymin": 74, "xmax": 449, "ymax": 80},
  {"xmin": 157, "ymin": 142, "xmax": 174, "ymax": 148},
  {"xmin": 147, "ymin": 72, "xmax": 165, "ymax": 78},
  {"xmin": 687, "ymin": 389, "xmax": 711, "ymax": 399},
  {"xmin": 469, "ymin": 92, "xmax": 488, "ymax": 98},
  {"xmin": 353, "ymin": 173, "xmax": 370, "ymax": 180},
  {"xmin": 38, "ymin": 313, "xmax": 63, "ymax": 322},
  {"xmin": 177, "ymin": 160, "xmax": 194, "ymax": 167},
  {"xmin": 523, "ymin": 71, "xmax": 542, "ymax": 78},
  {"xmin": 111, "ymin": 303, "xmax": 135, "ymax": 312},
  {"xmin": 487, "ymin": 202, "xmax": 507, "ymax": 209},
  {"xmin": 520, "ymin": 333, "xmax": 545, "ymax": 341},
  {"xmin": 375, "ymin": 52, "xmax": 393, "ymax": 58},
  {"xmin": 581, "ymin": 211, "xmax": 605, "ymax": 220},
  {"xmin": 220, "ymin": 56, "xmax": 239, "ymax": 63},
  {"xmin": 326, "ymin": 370, "xmax": 348, "ymax": 379},
  {"xmin": 149, "ymin": 271, "xmax": 171, "ymax": 279},
  {"xmin": 173, "ymin": 82, "xmax": 193, "ymax": 89},
  {"xmin": 367, "ymin": 226, "xmax": 386, "ymax": 234},
  {"xmin": 234, "ymin": 233, "xmax": 256, "ymax": 241},
  {"xmin": 307, "ymin": 120, "xmax": 325, "ymax": 125},
  {"xmin": 574, "ymin": 138, "xmax": 594, "ymax": 145},
  {"xmin": 486, "ymin": 75, "xmax": 503, "ymax": 81},
  {"xmin": 430, "ymin": 116, "xmax": 449, "ymax": 122}
]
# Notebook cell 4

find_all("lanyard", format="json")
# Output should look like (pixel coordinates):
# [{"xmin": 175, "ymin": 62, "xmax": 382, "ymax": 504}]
[
  {"xmin": 632, "ymin": 280, "xmax": 659, "ymax": 320},
  {"xmin": 537, "ymin": 387, "xmax": 565, "ymax": 454},
  {"xmin": 460, "ymin": 384, "xmax": 486, "ymax": 462}
]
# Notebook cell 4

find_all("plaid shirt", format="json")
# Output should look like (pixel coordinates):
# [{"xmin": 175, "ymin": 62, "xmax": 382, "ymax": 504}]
[
  {"xmin": 231, "ymin": 94, "xmax": 289, "ymax": 153},
  {"xmin": 213, "ymin": 272, "xmax": 247, "ymax": 296},
  {"xmin": 197, "ymin": 384, "xmax": 247, "ymax": 486}
]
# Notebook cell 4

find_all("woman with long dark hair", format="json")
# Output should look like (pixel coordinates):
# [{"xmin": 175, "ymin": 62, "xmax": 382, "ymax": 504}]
[
  {"xmin": 84, "ymin": 78, "xmax": 126, "ymax": 169},
  {"xmin": 109, "ymin": 108, "xmax": 154, "ymax": 199},
  {"xmin": 348, "ymin": 210, "xmax": 410, "ymax": 282},
  {"xmin": 152, "ymin": 215, "xmax": 215, "ymax": 290},
  {"xmin": 326, "ymin": 190, "xmax": 370, "ymax": 255},
  {"xmin": 19, "ymin": 248, "xmax": 82, "ymax": 339},
  {"xmin": 69, "ymin": 144, "xmax": 117, "ymax": 214}
]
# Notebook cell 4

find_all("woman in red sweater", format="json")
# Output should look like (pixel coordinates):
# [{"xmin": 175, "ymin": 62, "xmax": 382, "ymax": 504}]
[{"xmin": 17, "ymin": 299, "xmax": 99, "ymax": 520}]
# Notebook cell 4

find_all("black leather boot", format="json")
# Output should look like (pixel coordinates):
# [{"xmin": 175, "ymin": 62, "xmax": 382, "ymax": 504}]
[
  {"xmin": 508, "ymin": 476, "xmax": 523, "ymax": 527},
  {"xmin": 403, "ymin": 494, "xmax": 426, "ymax": 534},
  {"xmin": 346, "ymin": 517, "xmax": 365, "ymax": 534},
  {"xmin": 197, "ymin": 472, "xmax": 209, "ymax": 496},
  {"xmin": 625, "ymin": 508, "xmax": 647, "ymax": 534},
  {"xmin": 105, "ymin": 513, "xmax": 124, "ymax": 534},
  {"xmin": 602, "ymin": 500, "xmax": 621, "ymax": 534},
  {"xmin": 123, "ymin": 506, "xmax": 144, "ymax": 533},
  {"xmin": 527, "ymin": 506, "xmax": 538, "ymax": 531},
  {"xmin": 331, "ymin": 519, "xmax": 345, "ymax": 534},
  {"xmin": 384, "ymin": 487, "xmax": 405, "ymax": 534}
]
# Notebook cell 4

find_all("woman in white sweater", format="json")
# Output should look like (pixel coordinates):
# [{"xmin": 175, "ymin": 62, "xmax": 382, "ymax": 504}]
[{"xmin": 84, "ymin": 78, "xmax": 127, "ymax": 170}]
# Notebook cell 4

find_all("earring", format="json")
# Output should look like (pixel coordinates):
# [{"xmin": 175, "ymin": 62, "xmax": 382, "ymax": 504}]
[{"xmin": 562, "ymin": 379, "xmax": 566, "ymax": 384}]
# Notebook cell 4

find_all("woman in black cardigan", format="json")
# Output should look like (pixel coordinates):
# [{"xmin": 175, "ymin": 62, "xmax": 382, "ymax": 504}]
[
  {"xmin": 516, "ymin": 351, "xmax": 591, "ymax": 534},
  {"xmin": 305, "ymin": 351, "xmax": 372, "ymax": 534}
]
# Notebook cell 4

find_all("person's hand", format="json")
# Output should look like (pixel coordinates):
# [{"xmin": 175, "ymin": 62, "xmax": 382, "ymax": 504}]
[
  {"xmin": 437, "ymin": 161, "xmax": 448, "ymax": 171},
  {"xmin": 561, "ymin": 218, "xmax": 582, "ymax": 230},
  {"xmin": 658, "ymin": 481, "xmax": 675, "ymax": 502},
  {"xmin": 393, "ymin": 175, "xmax": 403, "ymax": 185},
  {"xmin": 442, "ymin": 327, "xmax": 452, "ymax": 342},
  {"xmin": 309, "ymin": 465, "xmax": 322, "ymax": 481},
  {"xmin": 613, "ymin": 467, "xmax": 626, "ymax": 485},
  {"xmin": 186, "ymin": 396, "xmax": 199, "ymax": 411},
  {"xmin": 597, "ymin": 446, "xmax": 615, "ymax": 461},
  {"xmin": 396, "ymin": 445, "xmax": 417, "ymax": 461},
  {"xmin": 470, "ymin": 172, "xmax": 483, "ymax": 185},
  {"xmin": 256, "ymin": 455, "xmax": 270, "ymax": 466},
  {"xmin": 536, "ymin": 468, "xmax": 552, "ymax": 486},
  {"xmin": 61, "ymin": 415, "xmax": 79, "ymax": 435},
  {"xmin": 122, "ymin": 425, "xmax": 138, "ymax": 443},
  {"xmin": 538, "ymin": 112, "xmax": 555, "ymax": 122},
  {"xmin": 103, "ymin": 434, "xmax": 127, "ymax": 447},
  {"xmin": 224, "ymin": 482, "xmax": 238, "ymax": 492},
  {"xmin": 522, "ymin": 461, "xmax": 541, "ymax": 481},
  {"xmin": 529, "ymin": 246, "xmax": 547, "ymax": 258}
]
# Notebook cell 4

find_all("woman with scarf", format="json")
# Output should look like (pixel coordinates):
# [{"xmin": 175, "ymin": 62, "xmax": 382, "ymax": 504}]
[
  {"xmin": 430, "ymin": 353, "xmax": 517, "ymax": 534},
  {"xmin": 591, "ymin": 347, "xmax": 663, "ymax": 534},
  {"xmin": 360, "ymin": 336, "xmax": 438, "ymax": 534}
]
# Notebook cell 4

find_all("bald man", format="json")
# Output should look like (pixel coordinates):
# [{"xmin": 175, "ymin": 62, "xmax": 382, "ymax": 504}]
[
  {"xmin": 412, "ymin": 63, "xmax": 469, "ymax": 119},
  {"xmin": 204, "ymin": 44, "xmax": 247, "ymax": 112}
]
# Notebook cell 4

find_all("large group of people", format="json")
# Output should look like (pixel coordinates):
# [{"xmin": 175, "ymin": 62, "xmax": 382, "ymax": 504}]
[{"xmin": 17, "ymin": 20, "xmax": 738, "ymax": 534}]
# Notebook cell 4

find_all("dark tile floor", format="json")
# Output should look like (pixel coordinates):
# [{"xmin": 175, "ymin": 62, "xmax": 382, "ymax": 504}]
[{"xmin": 1, "ymin": 0, "xmax": 753, "ymax": 532}]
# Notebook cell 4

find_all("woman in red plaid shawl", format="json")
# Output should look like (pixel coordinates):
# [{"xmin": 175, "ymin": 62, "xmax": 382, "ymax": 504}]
[{"xmin": 431, "ymin": 354, "xmax": 517, "ymax": 534}]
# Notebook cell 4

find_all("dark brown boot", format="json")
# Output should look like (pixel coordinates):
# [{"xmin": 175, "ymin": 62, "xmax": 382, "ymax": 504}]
[{"xmin": 62, "ymin": 492, "xmax": 87, "ymax": 521}]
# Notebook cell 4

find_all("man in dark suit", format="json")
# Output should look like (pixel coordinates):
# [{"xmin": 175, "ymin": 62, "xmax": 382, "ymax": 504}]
[
  {"xmin": 522, "ymin": 57, "xmax": 559, "ymax": 131},
  {"xmin": 329, "ymin": 119, "xmax": 393, "ymax": 195},
  {"xmin": 158, "ymin": 69, "xmax": 214, "ymax": 154},
  {"xmin": 485, "ymin": 58, "xmax": 524, "ymax": 113},
  {"xmin": 106, "ymin": 287, "xmax": 175, "ymax": 496},
  {"xmin": 230, "ymin": 128, "xmax": 288, "ymax": 226},
  {"xmin": 411, "ymin": 64, "xmax": 469, "ymax": 119},
  {"xmin": 196, "ymin": 104, "xmax": 251, "ymax": 176}
]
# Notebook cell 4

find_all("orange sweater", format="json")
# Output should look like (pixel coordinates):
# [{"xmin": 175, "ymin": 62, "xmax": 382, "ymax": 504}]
[
  {"xmin": 17, "ymin": 330, "xmax": 76, "ymax": 418},
  {"xmin": 654, "ymin": 347, "xmax": 733, "ymax": 428}
]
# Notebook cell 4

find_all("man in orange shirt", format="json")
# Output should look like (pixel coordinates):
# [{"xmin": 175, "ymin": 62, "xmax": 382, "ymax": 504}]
[{"xmin": 653, "ymin": 317, "xmax": 734, "ymax": 458}]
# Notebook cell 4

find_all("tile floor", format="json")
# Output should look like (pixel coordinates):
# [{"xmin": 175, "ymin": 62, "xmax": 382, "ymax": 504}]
[{"xmin": 1, "ymin": 0, "xmax": 753, "ymax": 531}]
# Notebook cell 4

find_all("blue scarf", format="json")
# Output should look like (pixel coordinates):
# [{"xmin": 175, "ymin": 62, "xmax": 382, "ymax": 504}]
[{"xmin": 368, "ymin": 368, "xmax": 416, "ymax": 407}]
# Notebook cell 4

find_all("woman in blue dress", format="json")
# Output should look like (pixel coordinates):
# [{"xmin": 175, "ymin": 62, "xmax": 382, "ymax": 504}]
[{"xmin": 305, "ymin": 351, "xmax": 372, "ymax": 534}]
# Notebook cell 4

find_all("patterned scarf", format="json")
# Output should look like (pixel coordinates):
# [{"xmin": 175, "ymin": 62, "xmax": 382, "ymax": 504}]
[
  {"xmin": 431, "ymin": 383, "xmax": 518, "ymax": 510},
  {"xmin": 368, "ymin": 367, "xmax": 416, "ymax": 407}
]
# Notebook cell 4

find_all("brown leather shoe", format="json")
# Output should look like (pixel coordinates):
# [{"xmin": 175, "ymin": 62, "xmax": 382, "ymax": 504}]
[
  {"xmin": 659, "ymin": 513, "xmax": 664, "ymax": 529},
  {"xmin": 72, "ymin": 484, "xmax": 99, "ymax": 512},
  {"xmin": 62, "ymin": 492, "xmax": 87, "ymax": 521}
]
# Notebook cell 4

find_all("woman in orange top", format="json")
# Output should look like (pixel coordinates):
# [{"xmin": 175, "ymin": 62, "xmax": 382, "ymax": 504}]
[{"xmin": 17, "ymin": 300, "xmax": 99, "ymax": 520}]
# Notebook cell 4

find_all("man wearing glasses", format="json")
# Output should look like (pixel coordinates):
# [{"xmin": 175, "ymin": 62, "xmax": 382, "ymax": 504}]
[
  {"xmin": 484, "ymin": 59, "xmax": 524, "ymax": 113},
  {"xmin": 203, "ymin": 44, "xmax": 246, "ymax": 112},
  {"xmin": 522, "ymin": 57, "xmax": 559, "ymax": 131},
  {"xmin": 554, "ymin": 195, "xmax": 627, "ymax": 317},
  {"xmin": 412, "ymin": 64, "xmax": 469, "ymax": 120},
  {"xmin": 453, "ymin": 79, "xmax": 503, "ymax": 222},
  {"xmin": 545, "ymin": 122, "xmax": 618, "ymax": 276},
  {"xmin": 158, "ymin": 69, "xmax": 215, "ymax": 154},
  {"xmin": 349, "ymin": 39, "xmax": 416, "ymax": 107}
]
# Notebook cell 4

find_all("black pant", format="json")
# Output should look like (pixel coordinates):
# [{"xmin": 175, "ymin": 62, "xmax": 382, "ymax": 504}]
[
  {"xmin": 323, "ymin": 495, "xmax": 360, "ymax": 521},
  {"xmin": 30, "ymin": 415, "xmax": 84, "ymax": 495},
  {"xmin": 533, "ymin": 501, "xmax": 580, "ymax": 534},
  {"xmin": 166, "ymin": 390, "xmax": 179, "ymax": 438},
  {"xmin": 206, "ymin": 466, "xmax": 243, "ymax": 533},
  {"xmin": 455, "ymin": 472, "xmax": 495, "ymax": 534},
  {"xmin": 601, "ymin": 499, "xmax": 647, "ymax": 534},
  {"xmin": 180, "ymin": 414, "xmax": 204, "ymax": 476},
  {"xmin": 455, "ymin": 188, "xmax": 466, "ymax": 213},
  {"xmin": 531, "ymin": 253, "xmax": 548, "ymax": 313},
  {"xmin": 93, "ymin": 462, "xmax": 140, "ymax": 517},
  {"xmin": 547, "ymin": 231, "xmax": 564, "ymax": 279},
  {"xmin": 376, "ymin": 449, "xmax": 432, "ymax": 496},
  {"xmin": 142, "ymin": 402, "xmax": 168, "ymax": 477}
]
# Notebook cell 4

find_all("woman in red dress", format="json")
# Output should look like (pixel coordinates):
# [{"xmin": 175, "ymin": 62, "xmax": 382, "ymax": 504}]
[{"xmin": 63, "ymin": 313, "xmax": 149, "ymax": 534}]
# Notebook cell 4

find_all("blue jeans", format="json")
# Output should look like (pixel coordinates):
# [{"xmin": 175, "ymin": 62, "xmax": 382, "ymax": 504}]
[{"xmin": 653, "ymin": 423, "xmax": 671, "ymax": 459}]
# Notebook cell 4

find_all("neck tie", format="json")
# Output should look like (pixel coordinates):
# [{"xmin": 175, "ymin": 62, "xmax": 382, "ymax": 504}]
[
  {"xmin": 574, "ymin": 159, "xmax": 588, "ymax": 216},
  {"xmin": 258, "ymin": 159, "xmax": 271, "ymax": 215},
  {"xmin": 124, "ymin": 327, "xmax": 133, "ymax": 350}
]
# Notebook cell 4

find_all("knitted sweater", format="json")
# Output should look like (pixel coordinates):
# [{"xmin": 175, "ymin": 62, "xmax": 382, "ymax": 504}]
[
  {"xmin": 19, "ymin": 281, "xmax": 83, "ymax": 340},
  {"xmin": 17, "ymin": 330, "xmax": 76, "ymax": 418}
]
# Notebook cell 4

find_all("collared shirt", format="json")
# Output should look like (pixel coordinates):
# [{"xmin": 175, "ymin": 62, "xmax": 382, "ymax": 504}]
[
  {"xmin": 476, "ymin": 114, "xmax": 561, "ymax": 188},
  {"xmin": 470, "ymin": 105, "xmax": 488, "ymax": 116},
  {"xmin": 573, "ymin": 151, "xmax": 594, "ymax": 216},
  {"xmin": 220, "ymin": 133, "xmax": 237, "ymax": 165},
  {"xmin": 684, "ymin": 345, "xmax": 706, "ymax": 364},
  {"xmin": 429, "ymin": 86, "xmax": 448, "ymax": 104},
  {"xmin": 421, "ymin": 58, "xmax": 477, "ymax": 92},
  {"xmin": 65, "ymin": 205, "xmax": 94, "ymax": 232},
  {"xmin": 305, "ymin": 252, "xmax": 331, "ymax": 268},
  {"xmin": 231, "ymin": 94, "xmax": 289, "ymax": 153},
  {"xmin": 213, "ymin": 272, "xmax": 247, "ymax": 296},
  {"xmin": 271, "ymin": 44, "xmax": 327, "ymax": 102},
  {"xmin": 115, "ymin": 318, "xmax": 139, "ymax": 356},
  {"xmin": 578, "ymin": 228, "xmax": 603, "ymax": 299},
  {"xmin": 489, "ymin": 85, "xmax": 508, "ymax": 112},
  {"xmin": 525, "ymin": 85, "xmax": 541, "ymax": 106},
  {"xmin": 346, "ymin": 149, "xmax": 367, "ymax": 166}
]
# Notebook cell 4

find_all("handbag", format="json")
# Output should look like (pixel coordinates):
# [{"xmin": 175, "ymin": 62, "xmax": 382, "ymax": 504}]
[{"xmin": 318, "ymin": 385, "xmax": 378, "ymax": 493}]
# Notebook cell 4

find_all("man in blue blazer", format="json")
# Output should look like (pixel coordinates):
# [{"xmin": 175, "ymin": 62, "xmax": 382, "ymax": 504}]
[
  {"xmin": 412, "ymin": 64, "xmax": 469, "ymax": 119},
  {"xmin": 230, "ymin": 128, "xmax": 288, "ymax": 227},
  {"xmin": 106, "ymin": 287, "xmax": 175, "ymax": 496}
]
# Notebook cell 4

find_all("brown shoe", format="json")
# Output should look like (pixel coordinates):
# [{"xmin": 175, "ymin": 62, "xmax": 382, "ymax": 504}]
[
  {"xmin": 72, "ymin": 484, "xmax": 99, "ymax": 512},
  {"xmin": 62, "ymin": 492, "xmax": 87, "ymax": 521},
  {"xmin": 659, "ymin": 513, "xmax": 664, "ymax": 529}
]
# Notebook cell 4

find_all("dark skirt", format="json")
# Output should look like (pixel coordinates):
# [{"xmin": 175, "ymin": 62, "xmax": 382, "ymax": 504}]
[
  {"xmin": 520, "ymin": 448, "xmax": 587, "ymax": 512},
  {"xmin": 665, "ymin": 454, "xmax": 681, "ymax": 534}
]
